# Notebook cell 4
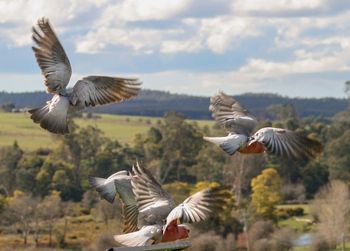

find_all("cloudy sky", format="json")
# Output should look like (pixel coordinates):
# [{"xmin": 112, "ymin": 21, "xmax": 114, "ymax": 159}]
[{"xmin": 1, "ymin": 0, "xmax": 350, "ymax": 97}]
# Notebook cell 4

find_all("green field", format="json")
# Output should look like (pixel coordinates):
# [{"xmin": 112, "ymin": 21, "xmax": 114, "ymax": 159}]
[
  {"xmin": 0, "ymin": 112, "xmax": 214, "ymax": 150},
  {"xmin": 277, "ymin": 204, "xmax": 312, "ymax": 232},
  {"xmin": 293, "ymin": 244, "xmax": 350, "ymax": 251},
  {"xmin": 0, "ymin": 212, "xmax": 123, "ymax": 251}
]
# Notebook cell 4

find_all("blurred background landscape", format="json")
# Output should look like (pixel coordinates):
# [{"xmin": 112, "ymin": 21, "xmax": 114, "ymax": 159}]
[
  {"xmin": 2, "ymin": 0, "xmax": 350, "ymax": 250},
  {"xmin": 0, "ymin": 87, "xmax": 350, "ymax": 251}
]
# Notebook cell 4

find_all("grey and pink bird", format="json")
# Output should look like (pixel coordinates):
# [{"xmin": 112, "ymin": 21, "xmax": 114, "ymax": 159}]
[
  {"xmin": 29, "ymin": 18, "xmax": 141, "ymax": 134},
  {"xmin": 89, "ymin": 163, "xmax": 230, "ymax": 247},
  {"xmin": 203, "ymin": 92, "xmax": 323, "ymax": 159}
]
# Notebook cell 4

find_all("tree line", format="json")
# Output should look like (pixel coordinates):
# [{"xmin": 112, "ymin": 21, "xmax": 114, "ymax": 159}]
[{"xmin": 0, "ymin": 103, "xmax": 350, "ymax": 249}]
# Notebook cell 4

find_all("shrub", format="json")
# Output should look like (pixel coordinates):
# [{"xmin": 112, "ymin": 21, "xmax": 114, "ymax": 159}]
[
  {"xmin": 190, "ymin": 231, "xmax": 222, "ymax": 251},
  {"xmin": 311, "ymin": 234, "xmax": 331, "ymax": 251},
  {"xmin": 215, "ymin": 233, "xmax": 236, "ymax": 251},
  {"xmin": 270, "ymin": 227, "xmax": 296, "ymax": 251},
  {"xmin": 252, "ymin": 238, "xmax": 271, "ymax": 251},
  {"xmin": 281, "ymin": 184, "xmax": 306, "ymax": 204},
  {"xmin": 84, "ymin": 232, "xmax": 115, "ymax": 251},
  {"xmin": 276, "ymin": 207, "xmax": 304, "ymax": 220},
  {"xmin": 248, "ymin": 220, "xmax": 274, "ymax": 245}
]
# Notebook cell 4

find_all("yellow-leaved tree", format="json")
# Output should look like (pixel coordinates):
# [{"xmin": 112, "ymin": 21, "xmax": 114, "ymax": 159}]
[{"xmin": 251, "ymin": 168, "xmax": 281, "ymax": 220}]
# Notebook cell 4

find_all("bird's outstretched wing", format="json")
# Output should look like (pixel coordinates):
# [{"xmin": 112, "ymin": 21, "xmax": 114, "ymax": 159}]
[
  {"xmin": 131, "ymin": 163, "xmax": 175, "ymax": 227},
  {"xmin": 164, "ymin": 186, "xmax": 230, "ymax": 231},
  {"xmin": 32, "ymin": 17, "xmax": 72, "ymax": 94},
  {"xmin": 89, "ymin": 171, "xmax": 139, "ymax": 233},
  {"xmin": 209, "ymin": 92, "xmax": 257, "ymax": 135},
  {"xmin": 115, "ymin": 175, "xmax": 139, "ymax": 233},
  {"xmin": 249, "ymin": 127, "xmax": 323, "ymax": 159},
  {"xmin": 69, "ymin": 76, "xmax": 141, "ymax": 108}
]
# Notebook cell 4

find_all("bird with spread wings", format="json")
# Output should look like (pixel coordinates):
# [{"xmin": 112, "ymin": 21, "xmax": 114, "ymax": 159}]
[
  {"xmin": 89, "ymin": 163, "xmax": 230, "ymax": 247},
  {"xmin": 29, "ymin": 18, "xmax": 141, "ymax": 134},
  {"xmin": 203, "ymin": 92, "xmax": 323, "ymax": 159}
]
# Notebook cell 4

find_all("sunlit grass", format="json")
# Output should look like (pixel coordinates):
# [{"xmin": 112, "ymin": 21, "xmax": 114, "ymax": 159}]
[
  {"xmin": 0, "ymin": 213, "xmax": 122, "ymax": 251},
  {"xmin": 277, "ymin": 204, "xmax": 313, "ymax": 233},
  {"xmin": 293, "ymin": 243, "xmax": 350, "ymax": 251},
  {"xmin": 0, "ymin": 112, "xmax": 214, "ymax": 150}
]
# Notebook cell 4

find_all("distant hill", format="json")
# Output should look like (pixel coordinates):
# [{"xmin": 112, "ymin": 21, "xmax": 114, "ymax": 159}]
[{"xmin": 0, "ymin": 90, "xmax": 347, "ymax": 119}]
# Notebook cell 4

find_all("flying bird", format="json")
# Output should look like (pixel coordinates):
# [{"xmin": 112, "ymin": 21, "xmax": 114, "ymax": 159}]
[
  {"xmin": 29, "ymin": 18, "xmax": 141, "ymax": 134},
  {"xmin": 114, "ymin": 163, "xmax": 230, "ymax": 246},
  {"xmin": 90, "ymin": 163, "xmax": 230, "ymax": 247},
  {"xmin": 203, "ymin": 92, "xmax": 322, "ymax": 159}
]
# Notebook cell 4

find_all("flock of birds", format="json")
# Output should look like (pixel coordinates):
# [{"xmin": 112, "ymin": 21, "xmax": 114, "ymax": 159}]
[{"xmin": 28, "ymin": 18, "xmax": 323, "ymax": 249}]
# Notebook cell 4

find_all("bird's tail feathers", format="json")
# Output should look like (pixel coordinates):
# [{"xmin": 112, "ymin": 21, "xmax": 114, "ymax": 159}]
[
  {"xmin": 28, "ymin": 98, "xmax": 69, "ymax": 134},
  {"xmin": 114, "ymin": 230, "xmax": 154, "ymax": 247},
  {"xmin": 203, "ymin": 136, "xmax": 240, "ymax": 155}
]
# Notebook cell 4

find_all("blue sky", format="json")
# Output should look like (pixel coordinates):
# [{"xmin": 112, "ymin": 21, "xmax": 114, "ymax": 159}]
[{"xmin": 1, "ymin": 0, "xmax": 350, "ymax": 98}]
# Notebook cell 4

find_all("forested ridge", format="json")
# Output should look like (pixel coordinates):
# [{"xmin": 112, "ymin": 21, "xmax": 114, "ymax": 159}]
[{"xmin": 0, "ymin": 90, "xmax": 347, "ymax": 118}]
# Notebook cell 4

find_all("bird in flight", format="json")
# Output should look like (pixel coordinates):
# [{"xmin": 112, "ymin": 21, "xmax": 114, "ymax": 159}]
[
  {"xmin": 89, "ymin": 163, "xmax": 230, "ymax": 247},
  {"xmin": 29, "ymin": 18, "xmax": 141, "ymax": 134},
  {"xmin": 203, "ymin": 92, "xmax": 323, "ymax": 159}
]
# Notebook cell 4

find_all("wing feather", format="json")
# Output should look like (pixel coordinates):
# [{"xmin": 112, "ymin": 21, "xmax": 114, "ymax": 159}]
[
  {"xmin": 131, "ymin": 163, "xmax": 174, "ymax": 211},
  {"xmin": 251, "ymin": 127, "xmax": 323, "ymax": 159},
  {"xmin": 209, "ymin": 92, "xmax": 257, "ymax": 135},
  {"xmin": 32, "ymin": 17, "xmax": 72, "ymax": 94},
  {"xmin": 164, "ymin": 187, "xmax": 230, "ymax": 231},
  {"xmin": 70, "ymin": 76, "xmax": 141, "ymax": 108},
  {"xmin": 131, "ymin": 163, "xmax": 175, "ymax": 227}
]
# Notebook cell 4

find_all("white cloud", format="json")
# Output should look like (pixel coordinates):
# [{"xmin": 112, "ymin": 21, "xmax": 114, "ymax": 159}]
[
  {"xmin": 271, "ymin": 10, "xmax": 350, "ymax": 48},
  {"xmin": 232, "ymin": 0, "xmax": 326, "ymax": 15},
  {"xmin": 116, "ymin": 0, "xmax": 189, "ymax": 22},
  {"xmin": 138, "ymin": 68, "xmax": 347, "ymax": 97},
  {"xmin": 0, "ymin": 0, "xmax": 105, "ymax": 24},
  {"xmin": 157, "ymin": 16, "xmax": 262, "ymax": 54},
  {"xmin": 2, "ymin": 0, "xmax": 350, "ymax": 98},
  {"xmin": 76, "ymin": 27, "xmax": 183, "ymax": 54},
  {"xmin": 0, "ymin": 0, "xmax": 106, "ymax": 46},
  {"xmin": 199, "ymin": 16, "xmax": 261, "ymax": 53},
  {"xmin": 76, "ymin": 0, "xmax": 192, "ymax": 54},
  {"xmin": 160, "ymin": 38, "xmax": 203, "ymax": 54}
]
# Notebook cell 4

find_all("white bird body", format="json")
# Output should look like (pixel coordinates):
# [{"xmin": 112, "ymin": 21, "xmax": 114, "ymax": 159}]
[
  {"xmin": 138, "ymin": 199, "xmax": 173, "ymax": 227},
  {"xmin": 49, "ymin": 95, "xmax": 69, "ymax": 112},
  {"xmin": 203, "ymin": 134, "xmax": 248, "ymax": 155}
]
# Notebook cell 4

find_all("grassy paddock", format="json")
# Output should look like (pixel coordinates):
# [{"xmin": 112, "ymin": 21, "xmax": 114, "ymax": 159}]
[
  {"xmin": 293, "ymin": 243, "xmax": 350, "ymax": 251},
  {"xmin": 0, "ymin": 112, "xmax": 214, "ymax": 150},
  {"xmin": 277, "ymin": 204, "xmax": 313, "ymax": 233},
  {"xmin": 0, "ymin": 213, "xmax": 122, "ymax": 251}
]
